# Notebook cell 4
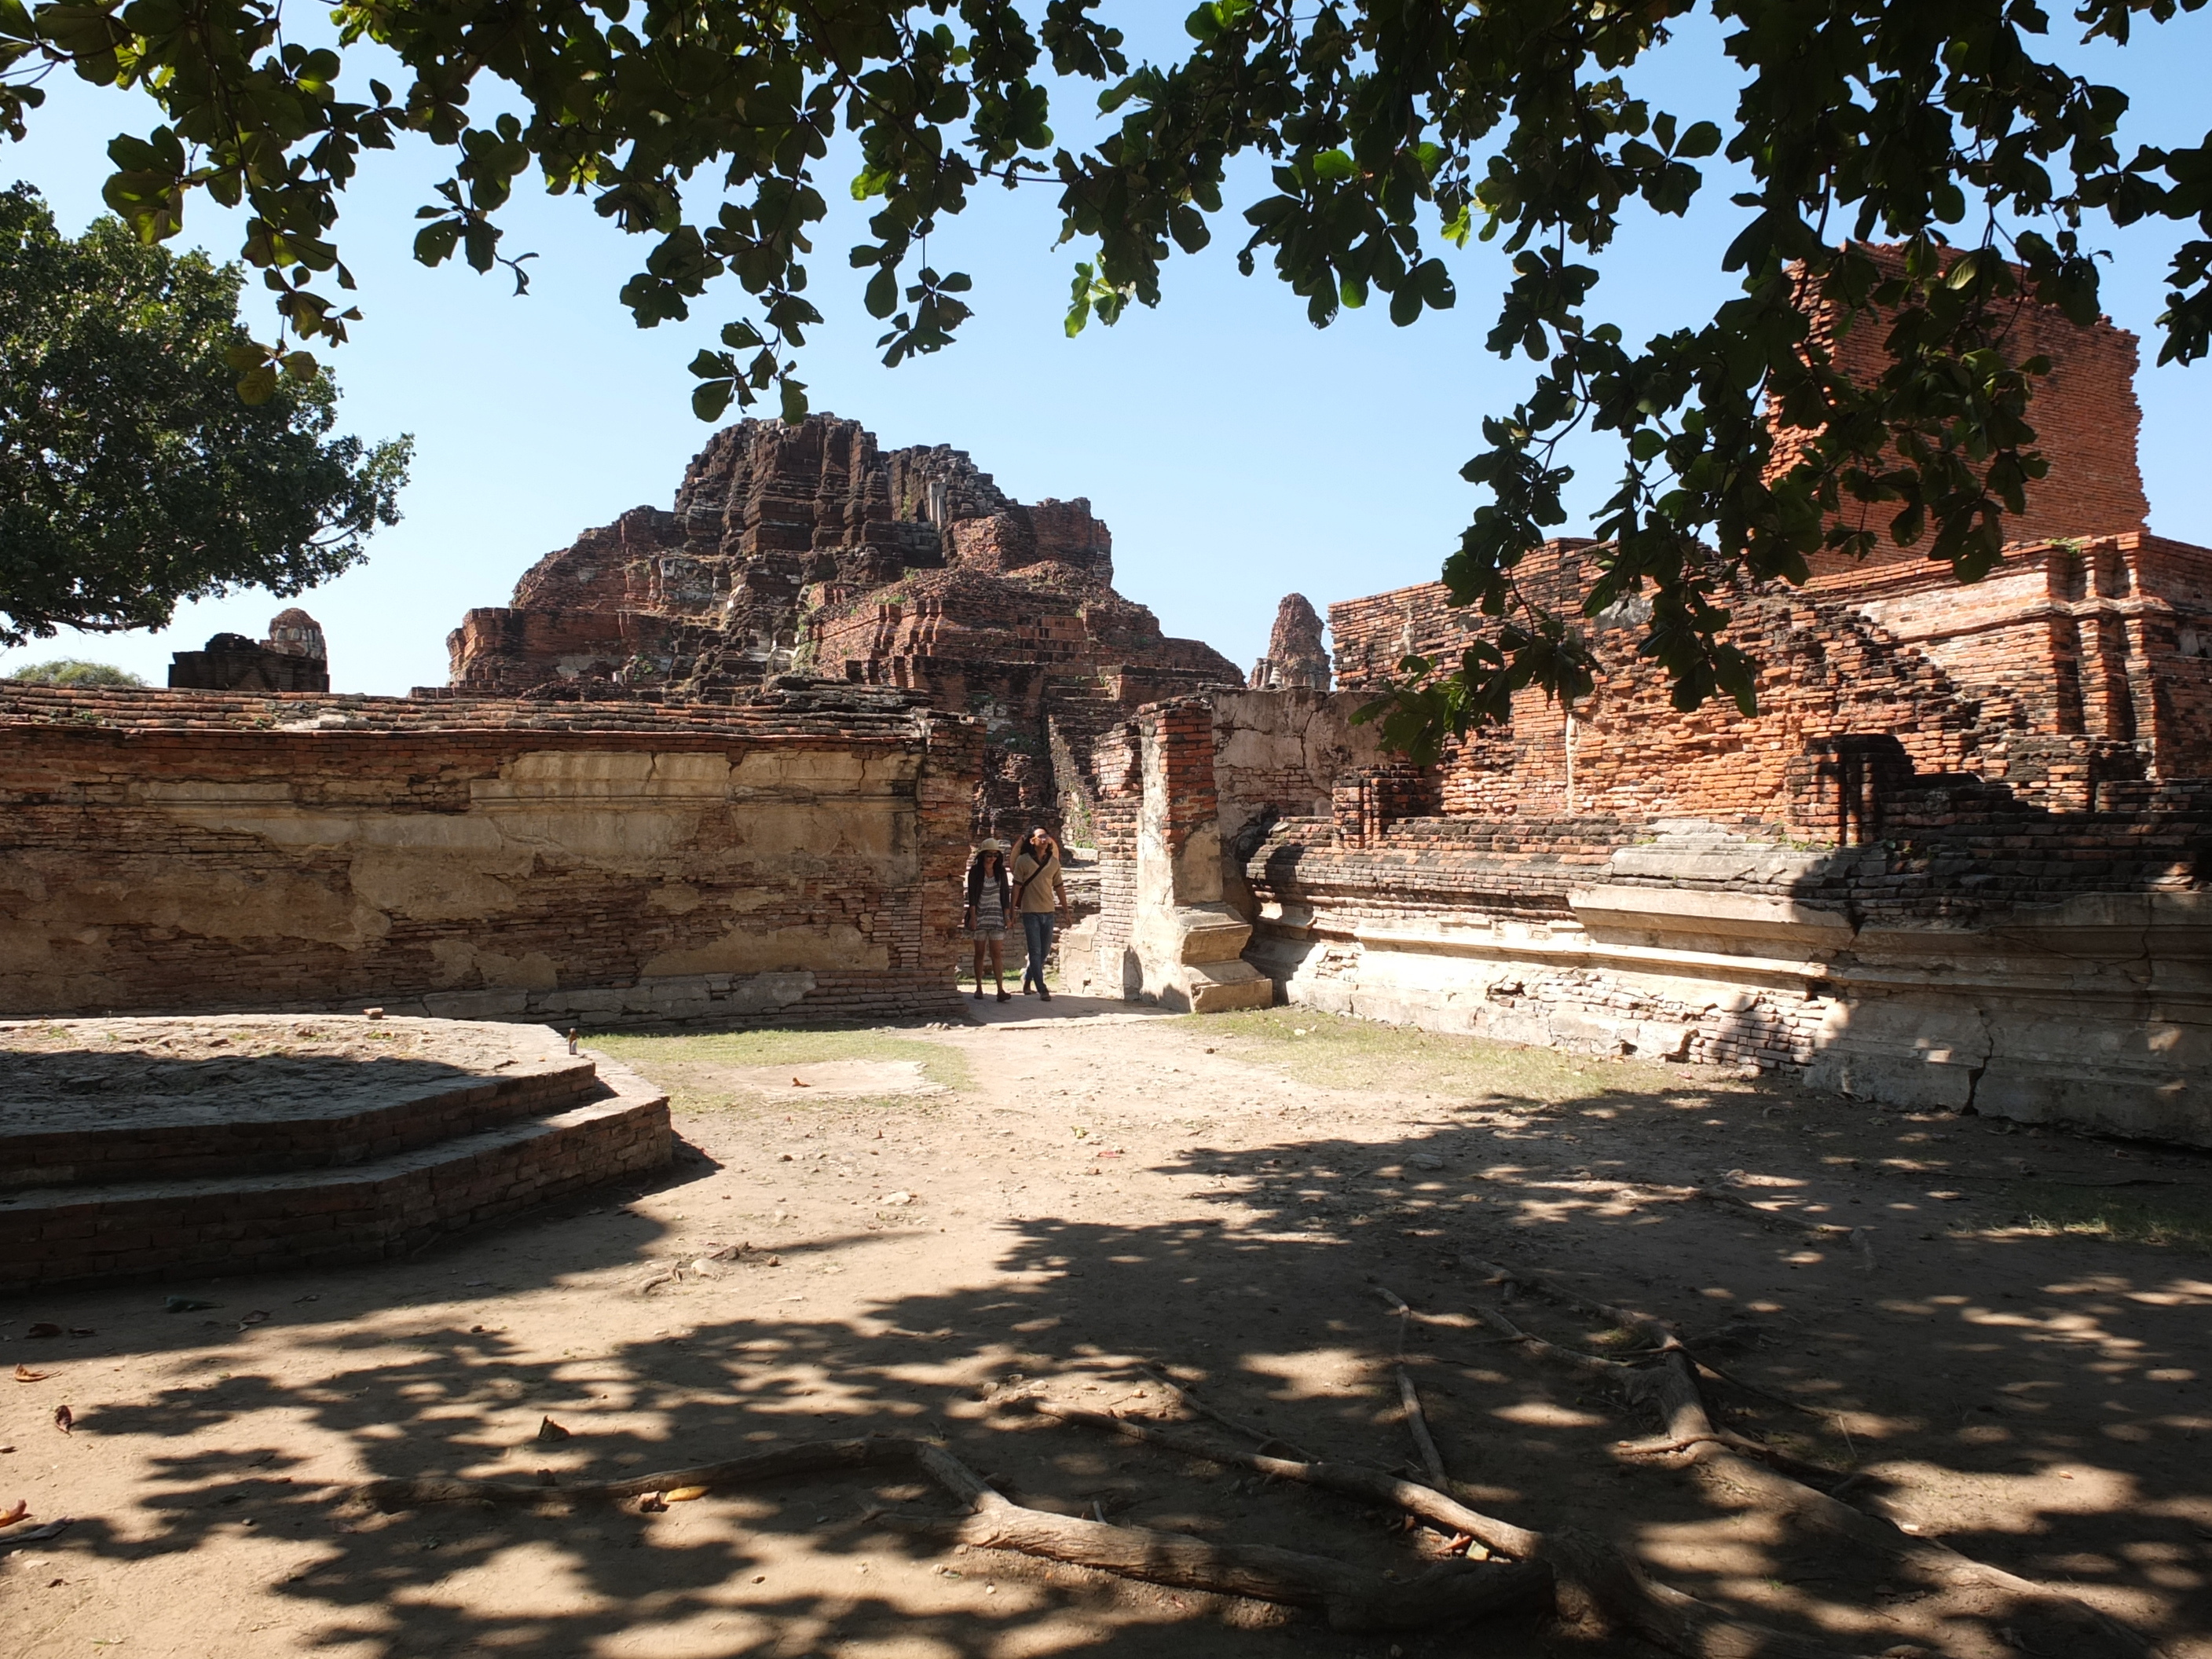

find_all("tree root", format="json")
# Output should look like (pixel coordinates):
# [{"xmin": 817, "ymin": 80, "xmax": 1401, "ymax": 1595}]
[
  {"xmin": 1473, "ymin": 1259, "xmax": 2161, "ymax": 1659},
  {"xmin": 885, "ymin": 1437, "xmax": 1551, "ymax": 1632},
  {"xmin": 353, "ymin": 1434, "xmax": 921, "ymax": 1510},
  {"xmin": 1471, "ymin": 1255, "xmax": 1833, "ymax": 1421},
  {"xmin": 1374, "ymin": 1284, "xmax": 1452, "ymax": 1488},
  {"xmin": 1029, "ymin": 1398, "xmax": 1544, "ymax": 1560},
  {"xmin": 1141, "ymin": 1364, "xmax": 1317, "ymax": 1461},
  {"xmin": 353, "ymin": 1428, "xmax": 1544, "ymax": 1635},
  {"xmin": 1691, "ymin": 1185, "xmax": 1877, "ymax": 1272},
  {"xmin": 1035, "ymin": 1398, "xmax": 1881, "ymax": 1659}
]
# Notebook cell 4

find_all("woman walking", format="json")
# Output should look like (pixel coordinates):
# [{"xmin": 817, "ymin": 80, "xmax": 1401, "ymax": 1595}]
[
  {"xmin": 1012, "ymin": 826, "xmax": 1067, "ymax": 1000},
  {"xmin": 963, "ymin": 839, "xmax": 1013, "ymax": 1002}
]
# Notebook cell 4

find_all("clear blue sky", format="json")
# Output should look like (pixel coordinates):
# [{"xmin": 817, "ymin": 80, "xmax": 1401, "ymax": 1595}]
[{"xmin": 5, "ymin": 8, "xmax": 2210, "ymax": 694}]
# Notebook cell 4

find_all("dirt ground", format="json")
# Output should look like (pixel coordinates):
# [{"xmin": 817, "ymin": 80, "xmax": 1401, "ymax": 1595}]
[{"xmin": 4, "ymin": 1000, "xmax": 2210, "ymax": 1659}]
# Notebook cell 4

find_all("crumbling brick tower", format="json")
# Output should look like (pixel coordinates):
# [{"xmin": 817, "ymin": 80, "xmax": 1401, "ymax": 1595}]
[
  {"xmin": 1331, "ymin": 257, "xmax": 2212, "ymax": 819},
  {"xmin": 445, "ymin": 416, "xmax": 1243, "ymax": 840}
]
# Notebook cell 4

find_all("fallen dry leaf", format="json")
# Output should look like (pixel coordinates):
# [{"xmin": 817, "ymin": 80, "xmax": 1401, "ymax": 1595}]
[
  {"xmin": 24, "ymin": 1324, "xmax": 61, "ymax": 1340},
  {"xmin": 236, "ymin": 1311, "xmax": 269, "ymax": 1330},
  {"xmin": 664, "ymin": 1485, "xmax": 709, "ymax": 1502},
  {"xmin": 535, "ymin": 1416, "xmax": 571, "ymax": 1442},
  {"xmin": 0, "ymin": 1500, "xmax": 27, "ymax": 1528},
  {"xmin": 13, "ymin": 1364, "xmax": 48, "ymax": 1383},
  {"xmin": 791, "ymin": 1077, "xmax": 810, "ymax": 1086},
  {"xmin": 637, "ymin": 1492, "xmax": 668, "ymax": 1512},
  {"xmin": 52, "ymin": 1405, "xmax": 71, "ymax": 1435}
]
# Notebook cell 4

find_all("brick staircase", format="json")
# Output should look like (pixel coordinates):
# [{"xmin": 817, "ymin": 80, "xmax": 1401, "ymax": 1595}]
[{"xmin": 0, "ymin": 1020, "xmax": 669, "ymax": 1291}]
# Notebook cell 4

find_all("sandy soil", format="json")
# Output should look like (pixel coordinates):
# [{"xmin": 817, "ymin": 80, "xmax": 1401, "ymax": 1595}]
[{"xmin": 3, "ymin": 1002, "xmax": 2209, "ymax": 1659}]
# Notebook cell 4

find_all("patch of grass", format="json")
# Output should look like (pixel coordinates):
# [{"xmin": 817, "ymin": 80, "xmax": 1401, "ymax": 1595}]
[
  {"xmin": 1191, "ymin": 1005, "xmax": 1686, "ymax": 1106},
  {"xmin": 586, "ymin": 1026, "xmax": 971, "ymax": 1108},
  {"xmin": 2000, "ymin": 1181, "xmax": 2212, "ymax": 1252}
]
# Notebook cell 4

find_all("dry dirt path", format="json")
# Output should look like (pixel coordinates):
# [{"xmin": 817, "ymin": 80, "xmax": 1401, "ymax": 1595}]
[{"xmin": 4, "ymin": 1004, "xmax": 2210, "ymax": 1659}]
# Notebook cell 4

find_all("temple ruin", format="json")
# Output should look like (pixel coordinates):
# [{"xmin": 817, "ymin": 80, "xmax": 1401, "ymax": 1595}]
[
  {"xmin": 440, "ymin": 416, "xmax": 1242, "ymax": 840},
  {"xmin": 1066, "ymin": 276, "xmax": 2212, "ymax": 1144},
  {"xmin": 1250, "ymin": 593, "xmax": 1331, "ymax": 690},
  {"xmin": 167, "ymin": 606, "xmax": 331, "ymax": 692},
  {"xmin": 4, "ymin": 272, "xmax": 2209, "ymax": 1153}
]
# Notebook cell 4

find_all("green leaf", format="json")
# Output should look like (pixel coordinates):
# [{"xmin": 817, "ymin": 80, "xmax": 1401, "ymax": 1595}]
[
  {"xmin": 864, "ymin": 266, "xmax": 899, "ymax": 318},
  {"xmin": 692, "ymin": 378, "xmax": 735, "ymax": 422},
  {"xmin": 1675, "ymin": 121, "xmax": 1721, "ymax": 159}
]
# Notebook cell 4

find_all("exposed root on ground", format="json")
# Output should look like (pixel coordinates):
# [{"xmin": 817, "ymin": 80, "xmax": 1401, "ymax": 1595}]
[
  {"xmin": 342, "ymin": 1252, "xmax": 2158, "ymax": 1659},
  {"xmin": 1462, "ymin": 1254, "xmax": 2162, "ymax": 1659},
  {"xmin": 1034, "ymin": 1397, "xmax": 1876, "ymax": 1659},
  {"xmin": 356, "ymin": 1427, "xmax": 1546, "ymax": 1635}
]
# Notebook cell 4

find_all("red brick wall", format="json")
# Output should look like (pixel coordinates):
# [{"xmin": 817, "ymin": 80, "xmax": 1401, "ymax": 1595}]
[
  {"xmin": 1086, "ymin": 720, "xmax": 1142, "ymax": 983},
  {"xmin": 0, "ymin": 685, "xmax": 976, "ymax": 1023},
  {"xmin": 1770, "ymin": 255, "xmax": 2152, "ymax": 577},
  {"xmin": 1331, "ymin": 530, "xmax": 2212, "ymax": 819}
]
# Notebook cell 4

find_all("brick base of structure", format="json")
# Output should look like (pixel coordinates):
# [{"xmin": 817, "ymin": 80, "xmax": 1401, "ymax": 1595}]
[
  {"xmin": 1072, "ymin": 690, "xmax": 2212, "ymax": 1148},
  {"xmin": 0, "ymin": 1018, "xmax": 672, "ymax": 1291}
]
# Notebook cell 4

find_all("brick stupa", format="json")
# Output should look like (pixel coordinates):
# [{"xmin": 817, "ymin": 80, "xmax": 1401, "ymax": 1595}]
[{"xmin": 444, "ymin": 416, "xmax": 1243, "ymax": 837}]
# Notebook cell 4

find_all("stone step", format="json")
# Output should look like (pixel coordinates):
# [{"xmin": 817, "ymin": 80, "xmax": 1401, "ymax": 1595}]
[
  {"xmin": 0, "ymin": 1058, "xmax": 671, "ymax": 1291},
  {"xmin": 4, "ymin": 1049, "xmax": 604, "ymax": 1188},
  {"xmin": 1184, "ymin": 961, "xmax": 1276, "ymax": 1016}
]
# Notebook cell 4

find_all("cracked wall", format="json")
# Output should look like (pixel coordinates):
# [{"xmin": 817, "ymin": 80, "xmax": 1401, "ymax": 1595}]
[{"xmin": 0, "ymin": 684, "xmax": 979, "ymax": 1026}]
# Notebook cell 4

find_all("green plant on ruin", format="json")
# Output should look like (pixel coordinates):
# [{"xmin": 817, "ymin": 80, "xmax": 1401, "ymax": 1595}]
[
  {"xmin": 0, "ymin": 185, "xmax": 411, "ymax": 646},
  {"xmin": 8, "ymin": 657, "xmax": 144, "ymax": 685},
  {"xmin": 5, "ymin": 2, "xmax": 2207, "ymax": 746}
]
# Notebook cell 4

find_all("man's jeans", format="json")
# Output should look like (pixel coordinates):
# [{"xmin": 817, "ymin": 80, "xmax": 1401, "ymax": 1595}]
[{"xmin": 1020, "ymin": 910, "xmax": 1055, "ymax": 994}]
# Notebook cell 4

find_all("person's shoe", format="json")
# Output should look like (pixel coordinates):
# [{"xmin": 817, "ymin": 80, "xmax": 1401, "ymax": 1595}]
[
  {"xmin": 996, "ymin": 989, "xmax": 1011, "ymax": 1003},
  {"xmin": 972, "ymin": 988, "xmax": 983, "ymax": 999},
  {"xmin": 1039, "ymin": 989, "xmax": 1053, "ymax": 1002}
]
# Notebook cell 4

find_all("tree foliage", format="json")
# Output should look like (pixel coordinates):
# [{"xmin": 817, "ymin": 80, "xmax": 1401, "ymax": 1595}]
[
  {"xmin": 7, "ymin": 657, "xmax": 144, "ymax": 684},
  {"xmin": 5, "ymin": 0, "xmax": 2207, "ymax": 732},
  {"xmin": 0, "ymin": 183, "xmax": 410, "ymax": 646}
]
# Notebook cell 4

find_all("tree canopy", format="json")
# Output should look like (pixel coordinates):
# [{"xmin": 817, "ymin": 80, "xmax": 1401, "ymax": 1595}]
[
  {"xmin": 7, "ymin": 656, "xmax": 144, "ymax": 684},
  {"xmin": 0, "ymin": 182, "xmax": 410, "ymax": 646},
  {"xmin": 3, "ymin": 0, "xmax": 2206, "ymax": 731}
]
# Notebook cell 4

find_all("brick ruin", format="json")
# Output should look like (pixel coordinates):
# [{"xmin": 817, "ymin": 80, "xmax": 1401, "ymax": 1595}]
[
  {"xmin": 5, "ymin": 268, "xmax": 2209, "ymax": 1156},
  {"xmin": 1064, "ymin": 278, "xmax": 2212, "ymax": 1146},
  {"xmin": 441, "ymin": 415, "xmax": 1243, "ymax": 842},
  {"xmin": 168, "ymin": 606, "xmax": 331, "ymax": 693},
  {"xmin": 0, "ymin": 679, "xmax": 978, "ymax": 1029},
  {"xmin": 2, "ymin": 1016, "xmax": 672, "ymax": 1291},
  {"xmin": 1251, "ymin": 593, "xmax": 1331, "ymax": 690}
]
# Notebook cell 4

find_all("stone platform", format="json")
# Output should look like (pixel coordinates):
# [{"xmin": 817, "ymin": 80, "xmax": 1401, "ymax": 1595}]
[{"xmin": 0, "ymin": 1016, "xmax": 670, "ymax": 1290}]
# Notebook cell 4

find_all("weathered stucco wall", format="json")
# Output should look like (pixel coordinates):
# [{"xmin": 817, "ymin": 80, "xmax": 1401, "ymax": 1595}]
[
  {"xmin": 0, "ymin": 686, "xmax": 978, "ymax": 1025},
  {"xmin": 1082, "ymin": 687, "xmax": 2211, "ymax": 1145},
  {"xmin": 1249, "ymin": 817, "xmax": 2212, "ymax": 1146}
]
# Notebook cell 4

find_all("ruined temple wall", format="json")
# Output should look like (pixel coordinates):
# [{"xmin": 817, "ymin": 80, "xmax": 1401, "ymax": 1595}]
[
  {"xmin": 1777, "ymin": 270, "xmax": 2152, "ymax": 577},
  {"xmin": 0, "ymin": 687, "xmax": 977, "ymax": 1027},
  {"xmin": 1082, "ymin": 720, "xmax": 1143, "ymax": 995},
  {"xmin": 1335, "ymin": 571, "xmax": 1991, "ymax": 825},
  {"xmin": 1333, "ymin": 530, "xmax": 2212, "ymax": 821},
  {"xmin": 1074, "ymin": 687, "xmax": 2210, "ymax": 1142},
  {"xmin": 1244, "ymin": 799, "xmax": 2212, "ymax": 1145}
]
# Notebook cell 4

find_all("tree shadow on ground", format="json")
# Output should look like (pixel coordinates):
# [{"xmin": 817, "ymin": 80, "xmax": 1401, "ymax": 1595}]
[{"xmin": 21, "ymin": 1081, "xmax": 2212, "ymax": 1659}]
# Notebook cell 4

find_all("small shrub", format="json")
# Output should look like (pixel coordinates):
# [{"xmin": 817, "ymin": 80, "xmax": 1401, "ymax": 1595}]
[{"xmin": 9, "ymin": 658, "xmax": 146, "ymax": 687}]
